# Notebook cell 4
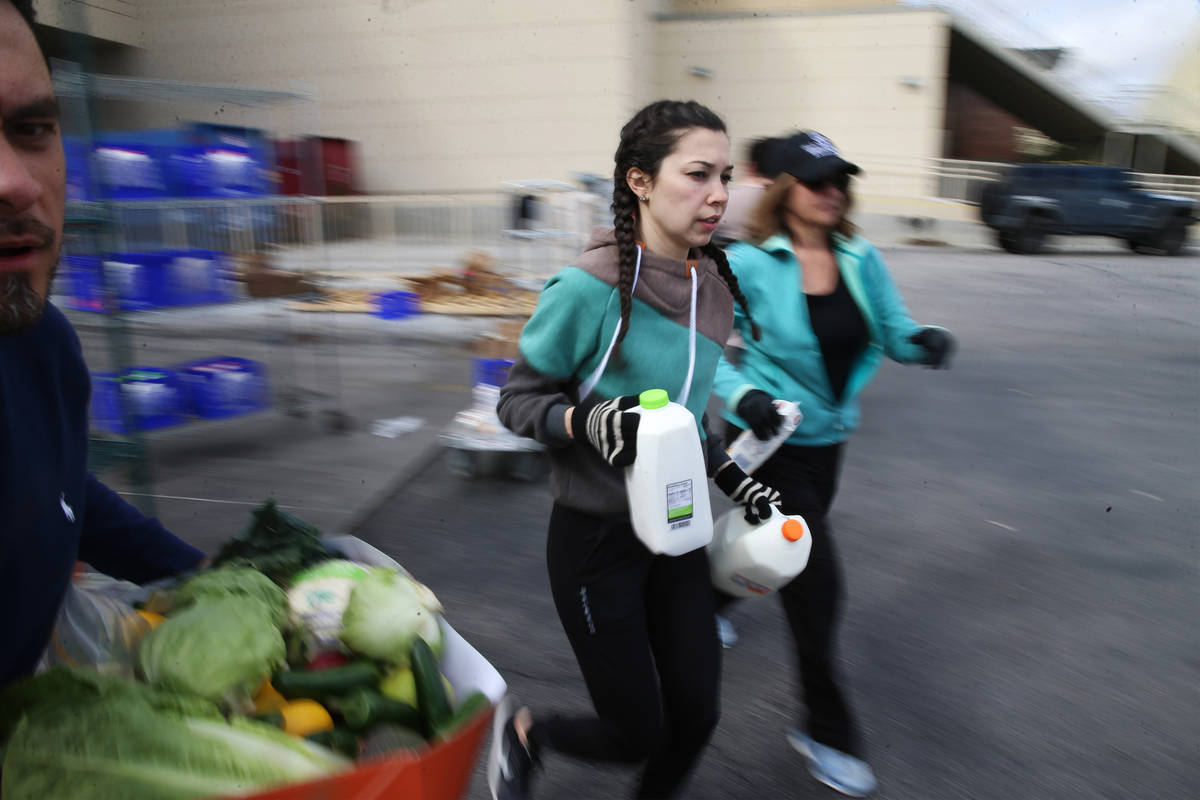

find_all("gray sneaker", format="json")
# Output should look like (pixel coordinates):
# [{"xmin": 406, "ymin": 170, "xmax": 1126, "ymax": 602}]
[
  {"xmin": 715, "ymin": 614, "xmax": 739, "ymax": 648},
  {"xmin": 786, "ymin": 728, "xmax": 877, "ymax": 797}
]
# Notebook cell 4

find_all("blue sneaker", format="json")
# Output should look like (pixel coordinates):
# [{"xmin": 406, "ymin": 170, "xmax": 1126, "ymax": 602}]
[
  {"xmin": 715, "ymin": 614, "xmax": 739, "ymax": 648},
  {"xmin": 786, "ymin": 728, "xmax": 877, "ymax": 797}
]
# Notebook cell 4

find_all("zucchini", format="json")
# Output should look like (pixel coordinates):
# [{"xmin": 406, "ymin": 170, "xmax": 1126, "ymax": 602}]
[
  {"xmin": 411, "ymin": 636, "xmax": 453, "ymax": 735},
  {"xmin": 330, "ymin": 688, "xmax": 422, "ymax": 732},
  {"xmin": 433, "ymin": 690, "xmax": 491, "ymax": 739},
  {"xmin": 273, "ymin": 661, "xmax": 381, "ymax": 700},
  {"xmin": 306, "ymin": 727, "xmax": 361, "ymax": 759}
]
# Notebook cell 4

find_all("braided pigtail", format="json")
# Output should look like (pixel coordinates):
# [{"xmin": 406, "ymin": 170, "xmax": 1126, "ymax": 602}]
[
  {"xmin": 703, "ymin": 242, "xmax": 761, "ymax": 341},
  {"xmin": 611, "ymin": 189, "xmax": 639, "ymax": 351}
]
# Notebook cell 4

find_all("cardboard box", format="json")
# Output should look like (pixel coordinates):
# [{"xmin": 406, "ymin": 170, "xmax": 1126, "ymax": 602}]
[{"xmin": 470, "ymin": 318, "xmax": 527, "ymax": 360}]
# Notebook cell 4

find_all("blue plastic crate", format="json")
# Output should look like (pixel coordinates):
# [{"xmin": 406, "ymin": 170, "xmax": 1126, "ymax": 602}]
[
  {"xmin": 176, "ymin": 357, "xmax": 270, "ymax": 420},
  {"xmin": 372, "ymin": 290, "xmax": 420, "ymax": 320},
  {"xmin": 90, "ymin": 367, "xmax": 186, "ymax": 434},
  {"xmin": 92, "ymin": 144, "xmax": 168, "ymax": 200},
  {"xmin": 64, "ymin": 137, "xmax": 92, "ymax": 202},
  {"xmin": 472, "ymin": 357, "xmax": 514, "ymax": 388},
  {"xmin": 162, "ymin": 249, "xmax": 237, "ymax": 306},
  {"xmin": 63, "ymin": 254, "xmax": 106, "ymax": 313},
  {"xmin": 102, "ymin": 252, "xmax": 171, "ymax": 311}
]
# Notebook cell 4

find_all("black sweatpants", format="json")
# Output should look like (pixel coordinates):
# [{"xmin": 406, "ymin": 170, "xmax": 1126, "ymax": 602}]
[
  {"xmin": 716, "ymin": 433, "xmax": 862, "ymax": 756},
  {"xmin": 529, "ymin": 502, "xmax": 721, "ymax": 799}
]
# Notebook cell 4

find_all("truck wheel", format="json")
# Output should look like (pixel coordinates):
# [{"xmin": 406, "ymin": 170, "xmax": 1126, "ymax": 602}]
[
  {"xmin": 997, "ymin": 230, "xmax": 1021, "ymax": 253},
  {"xmin": 1152, "ymin": 220, "xmax": 1187, "ymax": 256},
  {"xmin": 1014, "ymin": 216, "xmax": 1048, "ymax": 254}
]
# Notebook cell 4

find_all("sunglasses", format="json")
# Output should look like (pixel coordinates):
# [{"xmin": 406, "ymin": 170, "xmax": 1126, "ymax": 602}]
[{"xmin": 802, "ymin": 173, "xmax": 851, "ymax": 192}]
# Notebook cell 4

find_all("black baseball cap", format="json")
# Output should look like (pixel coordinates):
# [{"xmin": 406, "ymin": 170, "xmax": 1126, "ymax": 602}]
[{"xmin": 774, "ymin": 131, "xmax": 861, "ymax": 183}]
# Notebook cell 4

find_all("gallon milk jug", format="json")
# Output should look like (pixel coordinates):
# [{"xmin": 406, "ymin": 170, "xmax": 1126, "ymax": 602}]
[
  {"xmin": 708, "ymin": 506, "xmax": 812, "ymax": 597},
  {"xmin": 624, "ymin": 388, "xmax": 713, "ymax": 556}
]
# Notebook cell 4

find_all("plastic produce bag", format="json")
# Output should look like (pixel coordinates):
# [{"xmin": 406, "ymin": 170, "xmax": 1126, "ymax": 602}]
[{"xmin": 36, "ymin": 572, "xmax": 154, "ymax": 678}]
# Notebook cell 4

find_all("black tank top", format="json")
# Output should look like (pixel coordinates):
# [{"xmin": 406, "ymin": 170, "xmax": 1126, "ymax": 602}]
[{"xmin": 806, "ymin": 275, "xmax": 868, "ymax": 401}]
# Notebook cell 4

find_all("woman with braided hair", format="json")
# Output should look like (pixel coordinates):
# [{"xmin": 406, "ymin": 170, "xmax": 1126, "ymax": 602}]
[{"xmin": 491, "ymin": 100, "xmax": 780, "ymax": 800}]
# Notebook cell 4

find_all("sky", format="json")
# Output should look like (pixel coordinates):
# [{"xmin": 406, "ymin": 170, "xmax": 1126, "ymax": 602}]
[{"xmin": 904, "ymin": 0, "xmax": 1200, "ymax": 115}]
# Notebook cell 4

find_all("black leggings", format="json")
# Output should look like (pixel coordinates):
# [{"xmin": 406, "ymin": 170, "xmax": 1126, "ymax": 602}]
[
  {"xmin": 716, "ymin": 435, "xmax": 862, "ymax": 756},
  {"xmin": 529, "ymin": 503, "xmax": 721, "ymax": 799}
]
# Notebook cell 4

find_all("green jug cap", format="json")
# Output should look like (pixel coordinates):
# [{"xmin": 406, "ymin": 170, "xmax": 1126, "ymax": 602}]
[{"xmin": 639, "ymin": 389, "xmax": 669, "ymax": 410}]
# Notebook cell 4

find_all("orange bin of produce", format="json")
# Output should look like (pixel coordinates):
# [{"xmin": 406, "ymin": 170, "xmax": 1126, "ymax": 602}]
[
  {"xmin": 240, "ymin": 705, "xmax": 491, "ymax": 800},
  {"xmin": 239, "ymin": 535, "xmax": 507, "ymax": 800}
]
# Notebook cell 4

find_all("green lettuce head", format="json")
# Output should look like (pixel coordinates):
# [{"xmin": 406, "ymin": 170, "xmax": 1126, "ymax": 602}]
[
  {"xmin": 2, "ymin": 699, "xmax": 348, "ymax": 799},
  {"xmin": 174, "ymin": 567, "xmax": 288, "ymax": 625},
  {"xmin": 137, "ymin": 596, "xmax": 285, "ymax": 708},
  {"xmin": 340, "ymin": 567, "xmax": 443, "ymax": 666}
]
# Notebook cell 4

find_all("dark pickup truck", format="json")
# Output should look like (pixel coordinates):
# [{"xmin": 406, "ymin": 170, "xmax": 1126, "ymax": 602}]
[{"xmin": 979, "ymin": 164, "xmax": 1196, "ymax": 255}]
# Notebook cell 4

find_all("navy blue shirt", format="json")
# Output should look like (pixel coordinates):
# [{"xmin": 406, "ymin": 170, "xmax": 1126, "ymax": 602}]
[{"xmin": 1, "ymin": 303, "xmax": 204, "ymax": 687}]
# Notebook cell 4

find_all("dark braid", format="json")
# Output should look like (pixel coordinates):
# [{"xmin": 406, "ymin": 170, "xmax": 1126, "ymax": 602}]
[
  {"xmin": 610, "ymin": 100, "xmax": 728, "ymax": 352},
  {"xmin": 702, "ymin": 242, "xmax": 761, "ymax": 341},
  {"xmin": 611, "ymin": 177, "xmax": 640, "ymax": 349}
]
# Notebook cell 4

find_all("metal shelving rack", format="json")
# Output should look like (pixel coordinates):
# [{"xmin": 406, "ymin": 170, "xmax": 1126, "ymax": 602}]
[{"xmin": 52, "ymin": 61, "xmax": 332, "ymax": 515}]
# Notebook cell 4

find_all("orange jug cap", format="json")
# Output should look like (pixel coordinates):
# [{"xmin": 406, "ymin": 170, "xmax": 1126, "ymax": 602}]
[{"xmin": 781, "ymin": 519, "xmax": 804, "ymax": 542}]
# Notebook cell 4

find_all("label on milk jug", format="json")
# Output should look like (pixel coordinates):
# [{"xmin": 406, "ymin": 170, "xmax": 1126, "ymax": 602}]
[
  {"xmin": 665, "ymin": 479, "xmax": 694, "ymax": 528},
  {"xmin": 731, "ymin": 573, "xmax": 772, "ymax": 595}
]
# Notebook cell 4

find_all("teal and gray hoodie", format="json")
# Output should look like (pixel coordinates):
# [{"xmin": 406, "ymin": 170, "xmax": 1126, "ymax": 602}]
[
  {"xmin": 713, "ymin": 232, "xmax": 937, "ymax": 446},
  {"xmin": 497, "ymin": 228, "xmax": 734, "ymax": 516}
]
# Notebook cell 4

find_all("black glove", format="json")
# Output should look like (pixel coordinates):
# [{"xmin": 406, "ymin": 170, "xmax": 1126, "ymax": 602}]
[
  {"xmin": 713, "ymin": 462, "xmax": 782, "ymax": 524},
  {"xmin": 571, "ymin": 394, "xmax": 641, "ymax": 468},
  {"xmin": 736, "ymin": 389, "xmax": 782, "ymax": 441},
  {"xmin": 910, "ymin": 327, "xmax": 956, "ymax": 369}
]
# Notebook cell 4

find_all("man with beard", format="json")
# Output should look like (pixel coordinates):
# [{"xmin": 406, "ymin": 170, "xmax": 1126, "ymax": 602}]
[{"xmin": 1, "ymin": 0, "xmax": 206, "ymax": 688}]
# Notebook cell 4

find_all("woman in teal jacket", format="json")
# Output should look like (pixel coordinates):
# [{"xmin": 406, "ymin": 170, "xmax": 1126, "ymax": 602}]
[{"xmin": 711, "ymin": 131, "xmax": 955, "ymax": 798}]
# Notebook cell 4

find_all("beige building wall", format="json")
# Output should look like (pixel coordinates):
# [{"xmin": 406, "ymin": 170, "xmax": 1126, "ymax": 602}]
[
  {"xmin": 1145, "ymin": 25, "xmax": 1200, "ymax": 137},
  {"xmin": 667, "ymin": 0, "xmax": 899, "ymax": 13},
  {"xmin": 37, "ymin": 0, "xmax": 141, "ymax": 47},
  {"xmin": 652, "ymin": 7, "xmax": 950, "ymax": 199},
  {"xmin": 118, "ymin": 0, "xmax": 649, "ymax": 193}
]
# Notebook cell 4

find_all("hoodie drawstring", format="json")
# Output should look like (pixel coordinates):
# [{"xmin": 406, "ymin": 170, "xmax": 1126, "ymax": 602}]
[{"xmin": 578, "ymin": 244, "xmax": 699, "ymax": 412}]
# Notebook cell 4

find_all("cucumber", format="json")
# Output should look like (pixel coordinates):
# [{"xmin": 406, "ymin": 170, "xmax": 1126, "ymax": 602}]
[
  {"xmin": 273, "ymin": 661, "xmax": 381, "ymax": 700},
  {"xmin": 306, "ymin": 727, "xmax": 361, "ymax": 759},
  {"xmin": 411, "ymin": 636, "xmax": 453, "ymax": 735},
  {"xmin": 329, "ymin": 688, "xmax": 422, "ymax": 732},
  {"xmin": 433, "ymin": 690, "xmax": 491, "ymax": 739}
]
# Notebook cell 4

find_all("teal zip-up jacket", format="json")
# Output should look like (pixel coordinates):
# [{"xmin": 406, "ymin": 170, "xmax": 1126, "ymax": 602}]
[
  {"xmin": 498, "ymin": 228, "xmax": 734, "ymax": 515},
  {"xmin": 714, "ymin": 232, "xmax": 935, "ymax": 446}
]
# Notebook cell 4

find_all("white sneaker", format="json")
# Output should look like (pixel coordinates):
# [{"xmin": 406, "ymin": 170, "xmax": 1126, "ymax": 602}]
[
  {"xmin": 786, "ymin": 728, "xmax": 877, "ymax": 797},
  {"xmin": 715, "ymin": 614, "xmax": 738, "ymax": 648}
]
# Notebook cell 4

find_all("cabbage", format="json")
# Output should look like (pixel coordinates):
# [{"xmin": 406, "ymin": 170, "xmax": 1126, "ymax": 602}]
[
  {"xmin": 175, "ymin": 567, "xmax": 288, "ymax": 625},
  {"xmin": 0, "ymin": 667, "xmax": 219, "ymax": 758},
  {"xmin": 137, "ymin": 596, "xmax": 285, "ymax": 708},
  {"xmin": 1, "ymin": 698, "xmax": 349, "ymax": 799},
  {"xmin": 340, "ymin": 567, "xmax": 444, "ymax": 666}
]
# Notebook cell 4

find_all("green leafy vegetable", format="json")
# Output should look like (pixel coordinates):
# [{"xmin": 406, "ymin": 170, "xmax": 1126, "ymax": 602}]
[
  {"xmin": 0, "ymin": 667, "xmax": 219, "ymax": 756},
  {"xmin": 340, "ymin": 567, "xmax": 444, "ymax": 667},
  {"xmin": 175, "ymin": 567, "xmax": 288, "ymax": 625},
  {"xmin": 212, "ymin": 499, "xmax": 332, "ymax": 586},
  {"xmin": 138, "ymin": 596, "xmax": 285, "ymax": 708},
  {"xmin": 1, "ymin": 699, "xmax": 349, "ymax": 799}
]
